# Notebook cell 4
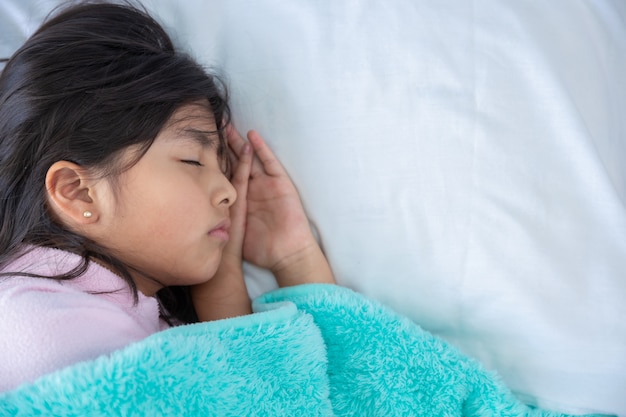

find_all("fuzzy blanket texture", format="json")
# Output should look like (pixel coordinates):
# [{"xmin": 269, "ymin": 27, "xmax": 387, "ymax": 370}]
[{"xmin": 0, "ymin": 284, "xmax": 601, "ymax": 416}]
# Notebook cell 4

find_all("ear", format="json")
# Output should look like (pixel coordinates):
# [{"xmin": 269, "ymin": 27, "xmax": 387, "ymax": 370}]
[{"xmin": 45, "ymin": 161, "xmax": 100, "ymax": 227}]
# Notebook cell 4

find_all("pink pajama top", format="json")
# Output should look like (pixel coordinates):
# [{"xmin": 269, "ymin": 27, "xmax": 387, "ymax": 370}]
[{"xmin": 0, "ymin": 246, "xmax": 168, "ymax": 392}]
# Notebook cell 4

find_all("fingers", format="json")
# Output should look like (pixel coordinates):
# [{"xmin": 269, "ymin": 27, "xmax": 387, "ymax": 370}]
[
  {"xmin": 225, "ymin": 124, "xmax": 246, "ymax": 157},
  {"xmin": 247, "ymin": 130, "xmax": 285, "ymax": 177},
  {"xmin": 226, "ymin": 125, "xmax": 264, "ymax": 177},
  {"xmin": 227, "ymin": 125, "xmax": 286, "ymax": 178},
  {"xmin": 230, "ymin": 140, "xmax": 252, "ymax": 188}
]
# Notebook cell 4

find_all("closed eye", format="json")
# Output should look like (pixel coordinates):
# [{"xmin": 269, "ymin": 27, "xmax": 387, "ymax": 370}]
[{"xmin": 181, "ymin": 160, "xmax": 204, "ymax": 167}]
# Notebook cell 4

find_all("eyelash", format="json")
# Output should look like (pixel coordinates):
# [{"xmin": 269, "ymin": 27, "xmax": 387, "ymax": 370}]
[
  {"xmin": 181, "ymin": 160, "xmax": 203, "ymax": 167},
  {"xmin": 181, "ymin": 158, "xmax": 228, "ymax": 175}
]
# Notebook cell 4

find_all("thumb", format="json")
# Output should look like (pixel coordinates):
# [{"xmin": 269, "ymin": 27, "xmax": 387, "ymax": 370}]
[{"xmin": 224, "ymin": 141, "xmax": 252, "ymax": 258}]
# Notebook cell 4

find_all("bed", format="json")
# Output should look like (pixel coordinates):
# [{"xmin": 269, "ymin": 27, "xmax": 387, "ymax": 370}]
[{"xmin": 1, "ymin": 1, "xmax": 624, "ymax": 415}]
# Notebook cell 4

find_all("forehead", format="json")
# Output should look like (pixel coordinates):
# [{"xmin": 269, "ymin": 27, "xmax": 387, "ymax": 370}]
[
  {"xmin": 159, "ymin": 102, "xmax": 219, "ymax": 144},
  {"xmin": 165, "ymin": 102, "xmax": 217, "ymax": 131}
]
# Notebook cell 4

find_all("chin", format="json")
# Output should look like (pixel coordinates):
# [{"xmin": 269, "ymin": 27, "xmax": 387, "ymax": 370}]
[
  {"xmin": 202, "ymin": 258, "xmax": 222, "ymax": 281},
  {"xmin": 180, "ymin": 249, "xmax": 224, "ymax": 284}
]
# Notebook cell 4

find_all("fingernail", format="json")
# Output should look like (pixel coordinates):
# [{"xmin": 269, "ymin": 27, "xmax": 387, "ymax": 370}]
[{"xmin": 242, "ymin": 143, "xmax": 251, "ymax": 154}]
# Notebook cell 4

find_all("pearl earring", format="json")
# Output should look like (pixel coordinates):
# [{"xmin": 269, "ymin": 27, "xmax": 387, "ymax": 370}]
[{"xmin": 83, "ymin": 211, "xmax": 92, "ymax": 218}]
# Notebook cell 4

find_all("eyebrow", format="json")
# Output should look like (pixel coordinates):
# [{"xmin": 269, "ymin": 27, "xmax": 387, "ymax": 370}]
[{"xmin": 176, "ymin": 128, "xmax": 220, "ymax": 148}]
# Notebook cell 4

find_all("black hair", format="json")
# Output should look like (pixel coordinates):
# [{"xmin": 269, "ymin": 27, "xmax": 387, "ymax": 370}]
[{"xmin": 0, "ymin": 1, "xmax": 231, "ymax": 324}]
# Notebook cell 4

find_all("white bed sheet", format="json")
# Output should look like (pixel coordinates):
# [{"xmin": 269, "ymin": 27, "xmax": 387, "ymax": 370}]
[{"xmin": 1, "ymin": 1, "xmax": 625, "ymax": 415}]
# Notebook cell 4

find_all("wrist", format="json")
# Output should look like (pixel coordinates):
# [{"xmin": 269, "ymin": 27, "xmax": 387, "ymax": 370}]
[{"xmin": 270, "ymin": 243, "xmax": 335, "ymax": 287}]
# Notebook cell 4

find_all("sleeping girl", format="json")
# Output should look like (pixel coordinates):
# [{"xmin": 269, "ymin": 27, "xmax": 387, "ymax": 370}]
[{"xmin": 0, "ymin": 1, "xmax": 334, "ymax": 391}]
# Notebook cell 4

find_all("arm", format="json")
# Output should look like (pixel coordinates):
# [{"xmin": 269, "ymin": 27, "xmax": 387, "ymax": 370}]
[{"xmin": 229, "ymin": 129, "xmax": 335, "ymax": 287}]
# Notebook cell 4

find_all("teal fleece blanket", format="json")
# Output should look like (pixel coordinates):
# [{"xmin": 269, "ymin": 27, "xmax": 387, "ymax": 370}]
[{"xmin": 0, "ymin": 284, "xmax": 594, "ymax": 416}]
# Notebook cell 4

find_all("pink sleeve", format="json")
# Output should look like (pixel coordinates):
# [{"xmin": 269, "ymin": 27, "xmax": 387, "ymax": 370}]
[{"xmin": 0, "ymin": 278, "xmax": 154, "ymax": 392}]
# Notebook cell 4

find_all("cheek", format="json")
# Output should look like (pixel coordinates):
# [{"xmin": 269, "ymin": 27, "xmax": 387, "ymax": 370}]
[
  {"xmin": 111, "ymin": 163, "xmax": 212, "ymax": 242},
  {"xmin": 136, "ymin": 184, "xmax": 208, "ymax": 238}
]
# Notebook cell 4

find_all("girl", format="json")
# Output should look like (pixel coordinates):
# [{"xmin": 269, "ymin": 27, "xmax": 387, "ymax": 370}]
[{"xmin": 0, "ymin": 2, "xmax": 334, "ymax": 391}]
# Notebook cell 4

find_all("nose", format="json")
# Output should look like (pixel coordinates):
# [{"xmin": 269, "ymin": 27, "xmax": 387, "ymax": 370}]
[{"xmin": 212, "ymin": 172, "xmax": 237, "ymax": 208}]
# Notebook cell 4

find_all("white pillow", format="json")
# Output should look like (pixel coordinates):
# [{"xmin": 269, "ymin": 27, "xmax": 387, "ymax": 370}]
[{"xmin": 2, "ymin": 1, "xmax": 625, "ymax": 415}]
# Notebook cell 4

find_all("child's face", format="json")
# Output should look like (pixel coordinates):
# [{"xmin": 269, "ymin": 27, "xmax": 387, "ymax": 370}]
[{"xmin": 96, "ymin": 103, "xmax": 236, "ymax": 295}]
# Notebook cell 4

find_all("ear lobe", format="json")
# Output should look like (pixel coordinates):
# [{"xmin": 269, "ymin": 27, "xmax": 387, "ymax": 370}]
[{"xmin": 45, "ymin": 161, "xmax": 97, "ymax": 225}]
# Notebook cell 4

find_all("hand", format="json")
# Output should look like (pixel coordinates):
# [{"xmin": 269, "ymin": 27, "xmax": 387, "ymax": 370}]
[
  {"xmin": 228, "ymin": 129, "xmax": 335, "ymax": 286},
  {"xmin": 191, "ymin": 129, "xmax": 253, "ymax": 321}
]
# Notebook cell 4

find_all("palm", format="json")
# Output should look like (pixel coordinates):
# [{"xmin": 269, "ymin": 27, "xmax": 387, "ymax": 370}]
[{"xmin": 243, "ymin": 177, "xmax": 310, "ymax": 269}]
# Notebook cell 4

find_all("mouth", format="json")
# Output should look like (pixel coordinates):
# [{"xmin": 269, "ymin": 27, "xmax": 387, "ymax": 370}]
[{"xmin": 208, "ymin": 218, "xmax": 231, "ymax": 242}]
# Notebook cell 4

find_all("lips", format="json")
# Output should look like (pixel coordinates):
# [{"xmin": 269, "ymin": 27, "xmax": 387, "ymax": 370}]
[{"xmin": 208, "ymin": 219, "xmax": 231, "ymax": 242}]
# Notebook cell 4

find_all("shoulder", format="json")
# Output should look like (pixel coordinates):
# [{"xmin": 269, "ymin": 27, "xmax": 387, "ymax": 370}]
[
  {"xmin": 0, "ymin": 274, "xmax": 146, "ymax": 328},
  {"xmin": 0, "ymin": 274, "xmax": 158, "ymax": 392}
]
